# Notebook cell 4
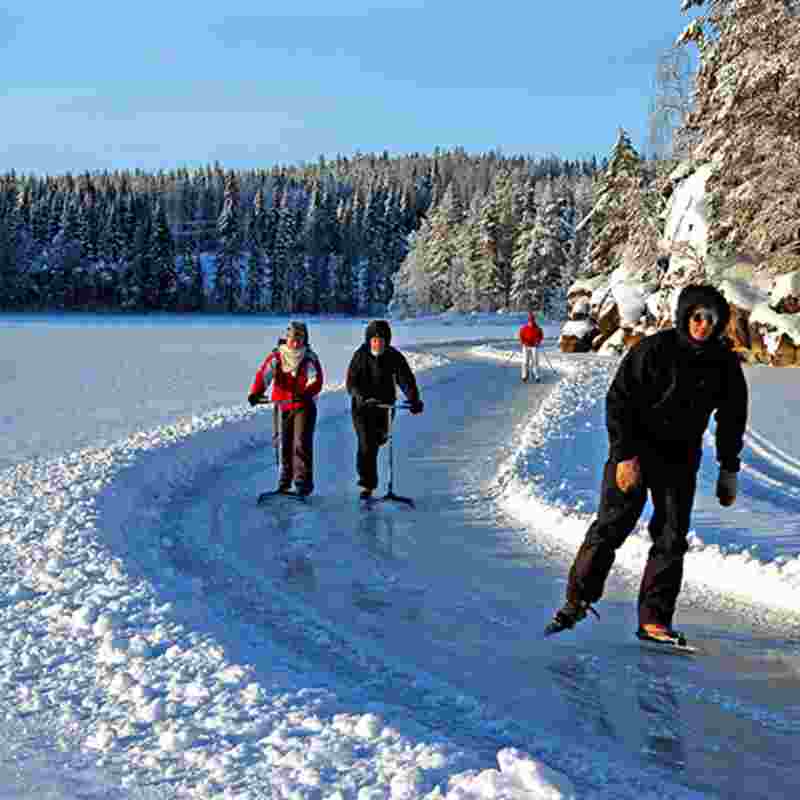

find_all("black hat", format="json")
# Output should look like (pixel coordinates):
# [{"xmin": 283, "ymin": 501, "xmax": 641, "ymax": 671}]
[{"xmin": 365, "ymin": 319, "xmax": 392, "ymax": 346}]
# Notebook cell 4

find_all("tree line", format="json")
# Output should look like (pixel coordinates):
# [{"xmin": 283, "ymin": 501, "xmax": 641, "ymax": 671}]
[{"xmin": 0, "ymin": 150, "xmax": 601, "ymax": 314}]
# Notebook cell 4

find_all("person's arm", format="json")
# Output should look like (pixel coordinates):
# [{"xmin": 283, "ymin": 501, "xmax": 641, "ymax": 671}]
[
  {"xmin": 715, "ymin": 356, "xmax": 748, "ymax": 473},
  {"xmin": 248, "ymin": 353, "xmax": 276, "ymax": 404},
  {"xmin": 301, "ymin": 352, "xmax": 324, "ymax": 400},
  {"xmin": 606, "ymin": 346, "xmax": 646, "ymax": 463},
  {"xmin": 394, "ymin": 351, "xmax": 422, "ymax": 411},
  {"xmin": 346, "ymin": 351, "xmax": 367, "ymax": 406}
]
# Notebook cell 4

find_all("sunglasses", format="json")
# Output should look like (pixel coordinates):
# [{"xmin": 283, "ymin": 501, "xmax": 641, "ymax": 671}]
[{"xmin": 690, "ymin": 308, "xmax": 718, "ymax": 326}]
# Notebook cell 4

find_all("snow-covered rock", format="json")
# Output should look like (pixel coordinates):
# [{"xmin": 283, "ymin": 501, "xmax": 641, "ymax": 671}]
[
  {"xmin": 770, "ymin": 271, "xmax": 800, "ymax": 314},
  {"xmin": 559, "ymin": 319, "xmax": 597, "ymax": 353}
]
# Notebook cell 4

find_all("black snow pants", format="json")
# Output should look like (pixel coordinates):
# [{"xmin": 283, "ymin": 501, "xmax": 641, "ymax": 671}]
[
  {"xmin": 566, "ymin": 447, "xmax": 701, "ymax": 627},
  {"xmin": 351, "ymin": 405, "xmax": 394, "ymax": 491},
  {"xmin": 278, "ymin": 403, "xmax": 317, "ymax": 491}
]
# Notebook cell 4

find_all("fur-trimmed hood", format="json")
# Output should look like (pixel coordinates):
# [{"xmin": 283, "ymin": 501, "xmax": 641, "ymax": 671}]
[
  {"xmin": 675, "ymin": 284, "xmax": 730, "ymax": 346},
  {"xmin": 364, "ymin": 319, "xmax": 392, "ymax": 346}
]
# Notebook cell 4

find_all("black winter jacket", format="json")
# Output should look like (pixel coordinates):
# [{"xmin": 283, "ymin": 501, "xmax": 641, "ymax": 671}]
[
  {"xmin": 606, "ymin": 285, "xmax": 748, "ymax": 471},
  {"xmin": 346, "ymin": 321, "xmax": 421, "ymax": 411}
]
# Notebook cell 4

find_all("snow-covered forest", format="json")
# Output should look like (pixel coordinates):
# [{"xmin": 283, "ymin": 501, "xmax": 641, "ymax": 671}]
[{"xmin": 0, "ymin": 153, "xmax": 599, "ymax": 316}]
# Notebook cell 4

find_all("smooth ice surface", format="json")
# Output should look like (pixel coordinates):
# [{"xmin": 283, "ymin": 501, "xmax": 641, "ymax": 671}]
[{"xmin": 1, "ymin": 313, "xmax": 799, "ymax": 800}]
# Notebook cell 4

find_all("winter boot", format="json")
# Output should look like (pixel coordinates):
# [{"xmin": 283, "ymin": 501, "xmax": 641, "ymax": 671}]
[
  {"xmin": 544, "ymin": 601, "xmax": 599, "ymax": 636},
  {"xmin": 360, "ymin": 488, "xmax": 373, "ymax": 501}
]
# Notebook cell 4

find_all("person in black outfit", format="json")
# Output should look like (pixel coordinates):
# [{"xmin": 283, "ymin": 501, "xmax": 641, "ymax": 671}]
[
  {"xmin": 346, "ymin": 320, "xmax": 424, "ymax": 499},
  {"xmin": 546, "ymin": 284, "xmax": 748, "ymax": 646}
]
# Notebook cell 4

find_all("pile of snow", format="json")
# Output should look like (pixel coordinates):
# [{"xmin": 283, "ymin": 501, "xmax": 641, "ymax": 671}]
[{"xmin": 719, "ymin": 279, "xmax": 769, "ymax": 312}]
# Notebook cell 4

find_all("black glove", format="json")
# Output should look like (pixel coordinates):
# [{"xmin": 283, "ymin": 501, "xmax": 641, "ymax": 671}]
[
  {"xmin": 248, "ymin": 393, "xmax": 262, "ymax": 407},
  {"xmin": 409, "ymin": 400, "xmax": 424, "ymax": 415}
]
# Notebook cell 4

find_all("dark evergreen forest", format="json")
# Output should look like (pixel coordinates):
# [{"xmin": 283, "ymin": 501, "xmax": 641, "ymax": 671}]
[{"xmin": 0, "ymin": 149, "xmax": 601, "ymax": 315}]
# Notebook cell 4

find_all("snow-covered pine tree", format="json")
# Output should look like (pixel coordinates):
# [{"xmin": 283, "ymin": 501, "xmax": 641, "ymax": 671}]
[
  {"xmin": 52, "ymin": 194, "xmax": 83, "ymax": 308},
  {"xmin": 214, "ymin": 173, "xmax": 242, "ymax": 312},
  {"xmin": 510, "ymin": 208, "xmax": 540, "ymax": 311},
  {"xmin": 132, "ymin": 213, "xmax": 155, "ymax": 310},
  {"xmin": 334, "ymin": 198, "xmax": 356, "ymax": 313},
  {"xmin": 424, "ymin": 182, "xmax": 464, "ymax": 310},
  {"xmin": 455, "ymin": 191, "xmax": 490, "ymax": 312},
  {"xmin": 587, "ymin": 128, "xmax": 644, "ymax": 276},
  {"xmin": 47, "ymin": 193, "xmax": 64, "ymax": 248},
  {"xmin": 179, "ymin": 234, "xmax": 205, "ymax": 312},
  {"xmin": 510, "ymin": 197, "xmax": 569, "ymax": 315},
  {"xmin": 271, "ymin": 192, "xmax": 297, "ymax": 313},
  {"xmin": 151, "ymin": 199, "xmax": 176, "ymax": 309},
  {"xmin": 244, "ymin": 188, "xmax": 269, "ymax": 312},
  {"xmin": 299, "ymin": 186, "xmax": 324, "ymax": 313},
  {"xmin": 379, "ymin": 189, "xmax": 409, "ymax": 307},
  {"xmin": 0, "ymin": 212, "xmax": 19, "ymax": 308},
  {"xmin": 479, "ymin": 171, "xmax": 519, "ymax": 309},
  {"xmin": 389, "ymin": 230, "xmax": 431, "ymax": 316}
]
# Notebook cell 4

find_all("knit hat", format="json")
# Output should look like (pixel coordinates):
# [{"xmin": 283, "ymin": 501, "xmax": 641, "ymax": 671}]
[{"xmin": 286, "ymin": 321, "xmax": 309, "ymax": 344}]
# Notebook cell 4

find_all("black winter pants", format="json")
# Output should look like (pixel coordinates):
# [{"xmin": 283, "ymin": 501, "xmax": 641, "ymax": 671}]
[
  {"xmin": 279, "ymin": 403, "xmax": 317, "ymax": 491},
  {"xmin": 351, "ymin": 405, "xmax": 393, "ymax": 490},
  {"xmin": 566, "ymin": 449, "xmax": 700, "ymax": 627}
]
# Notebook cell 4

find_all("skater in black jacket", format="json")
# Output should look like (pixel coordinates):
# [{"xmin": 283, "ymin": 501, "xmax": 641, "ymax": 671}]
[
  {"xmin": 346, "ymin": 320, "xmax": 423, "ymax": 500},
  {"xmin": 546, "ymin": 284, "xmax": 748, "ymax": 647}
]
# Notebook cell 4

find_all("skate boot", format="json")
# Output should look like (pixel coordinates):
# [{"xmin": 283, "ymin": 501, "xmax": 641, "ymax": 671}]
[{"xmin": 544, "ymin": 601, "xmax": 599, "ymax": 636}]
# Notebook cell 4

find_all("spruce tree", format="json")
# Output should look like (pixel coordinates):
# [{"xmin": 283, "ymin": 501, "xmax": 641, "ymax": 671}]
[
  {"xmin": 151, "ymin": 199, "xmax": 176, "ymax": 309},
  {"xmin": 245, "ymin": 188, "xmax": 269, "ymax": 312},
  {"xmin": 588, "ymin": 128, "xmax": 644, "ymax": 276},
  {"xmin": 214, "ymin": 173, "xmax": 242, "ymax": 312}
]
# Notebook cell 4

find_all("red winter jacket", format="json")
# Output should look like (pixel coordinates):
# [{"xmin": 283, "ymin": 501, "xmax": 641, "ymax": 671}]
[
  {"xmin": 519, "ymin": 316, "xmax": 543, "ymax": 347},
  {"xmin": 249, "ymin": 348, "xmax": 324, "ymax": 411}
]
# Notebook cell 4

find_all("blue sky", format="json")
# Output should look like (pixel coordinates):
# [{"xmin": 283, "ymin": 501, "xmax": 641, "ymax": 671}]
[{"xmin": 1, "ymin": 0, "xmax": 700, "ymax": 175}]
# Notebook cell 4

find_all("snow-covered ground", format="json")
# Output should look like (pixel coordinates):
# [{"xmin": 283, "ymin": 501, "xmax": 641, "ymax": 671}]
[{"xmin": 1, "ymin": 313, "xmax": 799, "ymax": 800}]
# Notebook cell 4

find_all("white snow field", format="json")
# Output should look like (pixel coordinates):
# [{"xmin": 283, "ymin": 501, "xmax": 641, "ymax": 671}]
[{"xmin": 1, "ymin": 313, "xmax": 799, "ymax": 800}]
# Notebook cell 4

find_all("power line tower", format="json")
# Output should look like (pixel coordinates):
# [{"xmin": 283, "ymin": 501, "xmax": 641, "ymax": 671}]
[{"xmin": 646, "ymin": 46, "xmax": 695, "ymax": 161}]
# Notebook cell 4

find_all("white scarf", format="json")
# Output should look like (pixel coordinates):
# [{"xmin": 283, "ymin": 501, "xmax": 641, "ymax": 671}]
[{"xmin": 279, "ymin": 343, "xmax": 306, "ymax": 376}]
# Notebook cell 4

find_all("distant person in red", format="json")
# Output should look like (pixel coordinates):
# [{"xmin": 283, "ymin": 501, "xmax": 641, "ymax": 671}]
[
  {"xmin": 518, "ymin": 312, "xmax": 543, "ymax": 383},
  {"xmin": 248, "ymin": 322, "xmax": 324, "ymax": 496}
]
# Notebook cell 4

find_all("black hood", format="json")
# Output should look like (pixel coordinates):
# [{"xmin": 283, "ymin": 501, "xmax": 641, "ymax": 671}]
[
  {"xmin": 365, "ymin": 319, "xmax": 392, "ymax": 346},
  {"xmin": 675, "ymin": 284, "xmax": 730, "ymax": 346}
]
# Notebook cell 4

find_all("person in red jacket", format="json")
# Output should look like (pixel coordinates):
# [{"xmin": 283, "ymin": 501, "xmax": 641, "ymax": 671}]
[
  {"xmin": 518, "ymin": 311, "xmax": 543, "ymax": 383},
  {"xmin": 248, "ymin": 321, "xmax": 324, "ymax": 496}
]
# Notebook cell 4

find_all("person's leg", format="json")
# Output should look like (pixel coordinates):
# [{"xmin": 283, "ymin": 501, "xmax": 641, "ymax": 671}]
[
  {"xmin": 293, "ymin": 403, "xmax": 318, "ymax": 494},
  {"xmin": 352, "ymin": 409, "xmax": 379, "ymax": 492},
  {"xmin": 637, "ymin": 458, "xmax": 698, "ymax": 628},
  {"xmin": 532, "ymin": 346, "xmax": 540, "ymax": 381},
  {"xmin": 566, "ymin": 460, "xmax": 648, "ymax": 607},
  {"xmin": 279, "ymin": 410, "xmax": 294, "ymax": 489},
  {"xmin": 522, "ymin": 346, "xmax": 531, "ymax": 381}
]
